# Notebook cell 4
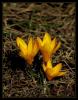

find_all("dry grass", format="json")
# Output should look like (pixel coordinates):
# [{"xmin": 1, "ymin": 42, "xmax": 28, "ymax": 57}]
[{"xmin": 2, "ymin": 2, "xmax": 76, "ymax": 98}]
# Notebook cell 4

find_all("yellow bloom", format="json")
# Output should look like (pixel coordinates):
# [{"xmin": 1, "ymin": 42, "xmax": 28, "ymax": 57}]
[
  {"xmin": 42, "ymin": 60, "xmax": 66, "ymax": 81},
  {"xmin": 37, "ymin": 32, "xmax": 61, "ymax": 62},
  {"xmin": 16, "ymin": 37, "xmax": 39, "ymax": 65}
]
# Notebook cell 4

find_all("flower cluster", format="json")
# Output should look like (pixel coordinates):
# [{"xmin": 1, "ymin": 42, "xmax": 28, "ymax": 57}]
[
  {"xmin": 16, "ymin": 37, "xmax": 39, "ymax": 65},
  {"xmin": 16, "ymin": 32, "xmax": 66, "ymax": 80}
]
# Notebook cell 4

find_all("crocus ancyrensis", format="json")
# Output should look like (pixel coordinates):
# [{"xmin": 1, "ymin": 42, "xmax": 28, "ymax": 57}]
[
  {"xmin": 16, "ymin": 37, "xmax": 39, "ymax": 65},
  {"xmin": 37, "ymin": 32, "xmax": 61, "ymax": 62},
  {"xmin": 42, "ymin": 60, "xmax": 66, "ymax": 81}
]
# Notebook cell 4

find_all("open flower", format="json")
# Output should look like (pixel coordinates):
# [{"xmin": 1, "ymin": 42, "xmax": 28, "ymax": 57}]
[
  {"xmin": 16, "ymin": 37, "xmax": 39, "ymax": 65},
  {"xmin": 37, "ymin": 32, "xmax": 61, "ymax": 62},
  {"xmin": 42, "ymin": 60, "xmax": 66, "ymax": 81}
]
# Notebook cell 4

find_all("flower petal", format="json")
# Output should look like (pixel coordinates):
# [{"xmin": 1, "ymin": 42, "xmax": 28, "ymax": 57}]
[
  {"xmin": 41, "ymin": 42, "xmax": 52, "ymax": 62},
  {"xmin": 27, "ymin": 57, "xmax": 33, "ymax": 65},
  {"xmin": 37, "ymin": 37, "xmax": 43, "ymax": 48},
  {"xmin": 43, "ymin": 60, "xmax": 53, "ymax": 80},
  {"xmin": 16, "ymin": 37, "xmax": 27, "ymax": 56},
  {"xmin": 57, "ymin": 71, "xmax": 66, "ymax": 76},
  {"xmin": 19, "ymin": 51, "xmax": 26, "ymax": 60},
  {"xmin": 52, "ymin": 63, "xmax": 62, "ymax": 77},
  {"xmin": 43, "ymin": 32, "xmax": 51, "ymax": 45},
  {"xmin": 28, "ymin": 37, "xmax": 33, "ymax": 56},
  {"xmin": 53, "ymin": 41, "xmax": 61, "ymax": 54},
  {"xmin": 46, "ymin": 74, "xmax": 53, "ymax": 81},
  {"xmin": 42, "ymin": 63, "xmax": 47, "ymax": 72},
  {"xmin": 33, "ymin": 40, "xmax": 39, "ymax": 57},
  {"xmin": 47, "ymin": 59, "xmax": 53, "ymax": 69},
  {"xmin": 51, "ymin": 37, "xmax": 56, "ymax": 53},
  {"xmin": 42, "ymin": 51, "xmax": 50, "ymax": 62},
  {"xmin": 45, "ymin": 68, "xmax": 53, "ymax": 81}
]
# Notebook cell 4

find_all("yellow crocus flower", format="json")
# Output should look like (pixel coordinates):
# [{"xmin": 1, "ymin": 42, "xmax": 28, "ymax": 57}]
[
  {"xmin": 37, "ymin": 32, "xmax": 61, "ymax": 62},
  {"xmin": 42, "ymin": 60, "xmax": 66, "ymax": 81},
  {"xmin": 16, "ymin": 37, "xmax": 39, "ymax": 65}
]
